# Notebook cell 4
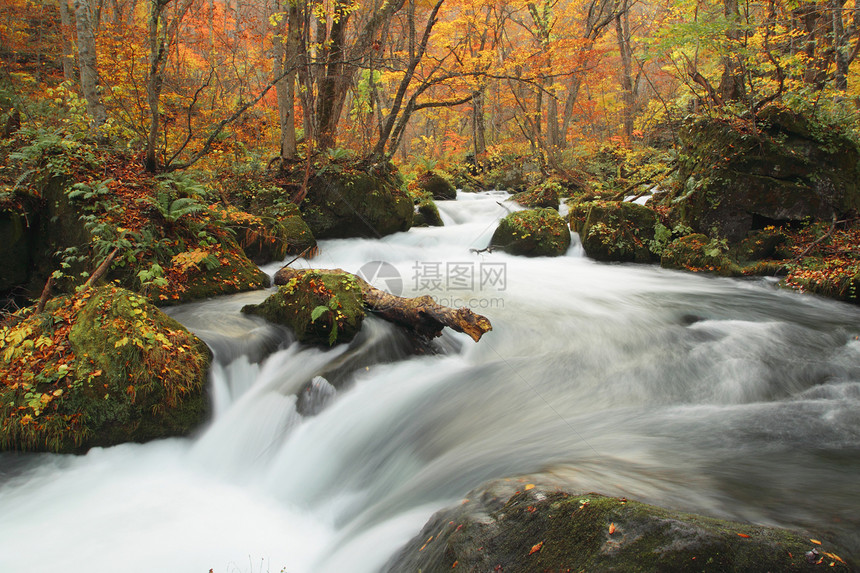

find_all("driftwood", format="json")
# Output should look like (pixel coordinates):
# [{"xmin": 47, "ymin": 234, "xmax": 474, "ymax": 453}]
[{"xmin": 274, "ymin": 266, "xmax": 493, "ymax": 342}]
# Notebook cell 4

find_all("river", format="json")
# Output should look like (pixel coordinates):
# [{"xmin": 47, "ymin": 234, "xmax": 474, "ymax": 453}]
[{"xmin": 1, "ymin": 191, "xmax": 858, "ymax": 572}]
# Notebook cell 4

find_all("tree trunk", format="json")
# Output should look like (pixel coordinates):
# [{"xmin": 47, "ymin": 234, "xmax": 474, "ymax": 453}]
[
  {"xmin": 472, "ymin": 88, "xmax": 486, "ymax": 158},
  {"xmin": 73, "ymin": 0, "xmax": 107, "ymax": 128},
  {"xmin": 615, "ymin": 7, "xmax": 635, "ymax": 139},
  {"xmin": 833, "ymin": 0, "xmax": 849, "ymax": 90},
  {"xmin": 718, "ymin": 0, "xmax": 746, "ymax": 103},
  {"xmin": 145, "ymin": 0, "xmax": 165, "ymax": 172},
  {"xmin": 272, "ymin": 0, "xmax": 299, "ymax": 161},
  {"xmin": 315, "ymin": 1, "xmax": 350, "ymax": 151},
  {"xmin": 274, "ymin": 267, "xmax": 493, "ymax": 341},
  {"xmin": 58, "ymin": 0, "xmax": 76, "ymax": 83}
]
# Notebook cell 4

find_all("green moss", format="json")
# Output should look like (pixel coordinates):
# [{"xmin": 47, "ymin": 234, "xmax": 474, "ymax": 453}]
[
  {"xmin": 242, "ymin": 269, "xmax": 365, "ymax": 346},
  {"xmin": 784, "ymin": 257, "xmax": 860, "ymax": 303},
  {"xmin": 667, "ymin": 104, "xmax": 860, "ymax": 242},
  {"xmin": 386, "ymin": 485, "xmax": 853, "ymax": 572},
  {"xmin": 0, "ymin": 286, "xmax": 210, "ymax": 453},
  {"xmin": 569, "ymin": 200, "xmax": 658, "ymax": 263},
  {"xmin": 413, "ymin": 170, "xmax": 456, "ymax": 200},
  {"xmin": 731, "ymin": 228, "xmax": 788, "ymax": 262},
  {"xmin": 412, "ymin": 196, "xmax": 444, "ymax": 227},
  {"xmin": 153, "ymin": 244, "xmax": 270, "ymax": 305},
  {"xmin": 232, "ymin": 204, "xmax": 317, "ymax": 264},
  {"xmin": 512, "ymin": 179, "xmax": 562, "ymax": 209},
  {"xmin": 491, "ymin": 208, "xmax": 571, "ymax": 257},
  {"xmin": 661, "ymin": 234, "xmax": 737, "ymax": 275},
  {"xmin": 301, "ymin": 165, "xmax": 413, "ymax": 239}
]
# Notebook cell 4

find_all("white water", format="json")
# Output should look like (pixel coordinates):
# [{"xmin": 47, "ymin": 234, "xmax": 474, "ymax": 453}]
[{"xmin": 2, "ymin": 191, "xmax": 859, "ymax": 572}]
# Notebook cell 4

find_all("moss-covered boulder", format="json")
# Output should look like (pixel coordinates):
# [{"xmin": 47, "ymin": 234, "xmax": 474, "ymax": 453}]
[
  {"xmin": 151, "ymin": 243, "xmax": 269, "ymax": 305},
  {"xmin": 731, "ymin": 227, "xmax": 789, "ymax": 263},
  {"xmin": 512, "ymin": 178, "xmax": 562, "ymax": 209},
  {"xmin": 0, "ymin": 286, "xmax": 211, "ymax": 453},
  {"xmin": 491, "ymin": 208, "xmax": 571, "ymax": 257},
  {"xmin": 225, "ymin": 202, "xmax": 316, "ymax": 264},
  {"xmin": 384, "ymin": 478, "xmax": 852, "ymax": 572},
  {"xmin": 661, "ymin": 234, "xmax": 736, "ymax": 275},
  {"xmin": 301, "ymin": 164, "xmax": 413, "ymax": 239},
  {"xmin": 412, "ymin": 196, "xmax": 444, "ymax": 227},
  {"xmin": 569, "ymin": 200, "xmax": 659, "ymax": 263},
  {"xmin": 670, "ymin": 104, "xmax": 860, "ymax": 242},
  {"xmin": 242, "ymin": 269, "xmax": 365, "ymax": 346},
  {"xmin": 413, "ymin": 170, "xmax": 456, "ymax": 200}
]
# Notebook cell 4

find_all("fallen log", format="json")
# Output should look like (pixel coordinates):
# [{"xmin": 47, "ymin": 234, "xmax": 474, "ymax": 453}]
[{"xmin": 274, "ymin": 266, "xmax": 492, "ymax": 342}]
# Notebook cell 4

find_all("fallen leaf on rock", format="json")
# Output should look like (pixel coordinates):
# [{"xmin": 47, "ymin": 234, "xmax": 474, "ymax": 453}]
[
  {"xmin": 823, "ymin": 552, "xmax": 846, "ymax": 564},
  {"xmin": 525, "ymin": 484, "xmax": 535, "ymax": 490},
  {"xmin": 529, "ymin": 541, "xmax": 543, "ymax": 555}
]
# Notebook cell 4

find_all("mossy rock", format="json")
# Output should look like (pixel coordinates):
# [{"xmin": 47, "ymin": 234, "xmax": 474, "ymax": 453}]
[
  {"xmin": 0, "ymin": 286, "xmax": 211, "ymax": 453},
  {"xmin": 413, "ymin": 170, "xmax": 456, "ymax": 200},
  {"xmin": 661, "ymin": 234, "xmax": 737, "ymax": 275},
  {"xmin": 242, "ymin": 269, "xmax": 365, "ymax": 346},
  {"xmin": 384, "ymin": 479, "xmax": 853, "ymax": 572},
  {"xmin": 412, "ymin": 196, "xmax": 444, "ymax": 227},
  {"xmin": 301, "ymin": 164, "xmax": 413, "ymax": 239},
  {"xmin": 730, "ymin": 227, "xmax": 788, "ymax": 263},
  {"xmin": 152, "ymin": 244, "xmax": 270, "ymax": 305},
  {"xmin": 669, "ymin": 104, "xmax": 860, "ymax": 242},
  {"xmin": 233, "ymin": 202, "xmax": 317, "ymax": 264},
  {"xmin": 512, "ymin": 179, "xmax": 561, "ymax": 209},
  {"xmin": 491, "ymin": 208, "xmax": 571, "ymax": 257},
  {"xmin": 568, "ymin": 200, "xmax": 658, "ymax": 263}
]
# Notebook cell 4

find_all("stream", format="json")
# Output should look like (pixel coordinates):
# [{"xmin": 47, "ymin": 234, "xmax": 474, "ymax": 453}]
[{"xmin": 1, "ymin": 191, "xmax": 859, "ymax": 572}]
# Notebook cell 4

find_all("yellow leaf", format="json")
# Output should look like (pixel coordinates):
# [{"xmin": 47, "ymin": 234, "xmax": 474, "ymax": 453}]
[
  {"xmin": 609, "ymin": 523, "xmax": 616, "ymax": 535},
  {"xmin": 524, "ymin": 484, "xmax": 535, "ymax": 490},
  {"xmin": 115, "ymin": 337, "xmax": 129, "ymax": 348},
  {"xmin": 529, "ymin": 541, "xmax": 543, "ymax": 555},
  {"xmin": 811, "ymin": 539, "xmax": 822, "ymax": 545}
]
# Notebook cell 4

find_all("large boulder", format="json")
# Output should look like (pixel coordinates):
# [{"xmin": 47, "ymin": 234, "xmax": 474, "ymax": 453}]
[
  {"xmin": 384, "ymin": 478, "xmax": 852, "ymax": 572},
  {"xmin": 301, "ymin": 164, "xmax": 413, "ymax": 239},
  {"xmin": 242, "ymin": 269, "xmax": 365, "ymax": 346},
  {"xmin": 226, "ymin": 202, "xmax": 316, "ymax": 264},
  {"xmin": 660, "ymin": 234, "xmax": 736, "ymax": 275},
  {"xmin": 151, "ymin": 243, "xmax": 270, "ymax": 305},
  {"xmin": 511, "ymin": 178, "xmax": 562, "ymax": 209},
  {"xmin": 412, "ymin": 196, "xmax": 444, "ymax": 227},
  {"xmin": 671, "ymin": 104, "xmax": 860, "ymax": 242},
  {"xmin": 569, "ymin": 200, "xmax": 658, "ymax": 263},
  {"xmin": 0, "ymin": 286, "xmax": 211, "ymax": 453},
  {"xmin": 491, "ymin": 208, "xmax": 571, "ymax": 257},
  {"xmin": 413, "ymin": 170, "xmax": 456, "ymax": 201}
]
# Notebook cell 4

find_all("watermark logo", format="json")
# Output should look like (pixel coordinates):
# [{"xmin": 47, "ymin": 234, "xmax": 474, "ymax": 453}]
[
  {"xmin": 358, "ymin": 261, "xmax": 506, "ymax": 310},
  {"xmin": 357, "ymin": 261, "xmax": 403, "ymax": 296},
  {"xmin": 412, "ymin": 261, "xmax": 507, "ymax": 292}
]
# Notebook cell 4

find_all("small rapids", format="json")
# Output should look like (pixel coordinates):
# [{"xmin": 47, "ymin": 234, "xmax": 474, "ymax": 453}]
[{"xmin": 1, "ymin": 191, "xmax": 859, "ymax": 572}]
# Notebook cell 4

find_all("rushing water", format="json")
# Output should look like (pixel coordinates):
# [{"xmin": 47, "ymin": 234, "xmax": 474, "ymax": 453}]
[{"xmin": 1, "ymin": 191, "xmax": 859, "ymax": 572}]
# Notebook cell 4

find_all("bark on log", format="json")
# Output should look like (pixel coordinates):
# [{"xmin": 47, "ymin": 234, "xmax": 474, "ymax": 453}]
[{"xmin": 274, "ymin": 266, "xmax": 493, "ymax": 342}]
